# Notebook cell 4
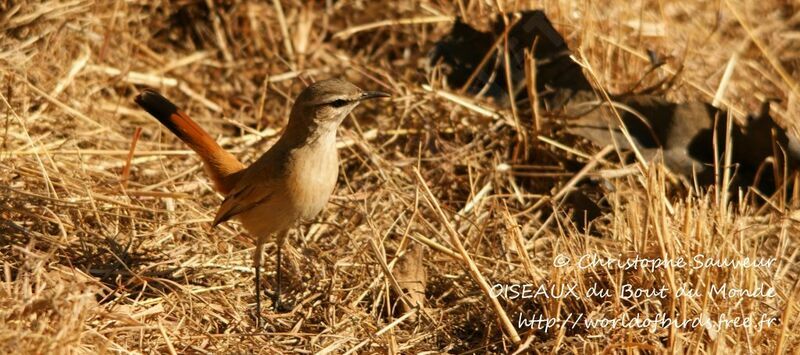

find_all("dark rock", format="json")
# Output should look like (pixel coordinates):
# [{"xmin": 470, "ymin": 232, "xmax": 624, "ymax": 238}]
[{"xmin": 429, "ymin": 10, "xmax": 592, "ymax": 111}]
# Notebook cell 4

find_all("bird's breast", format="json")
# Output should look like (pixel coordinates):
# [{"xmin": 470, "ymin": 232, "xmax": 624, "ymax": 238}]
[{"xmin": 286, "ymin": 137, "xmax": 339, "ymax": 219}]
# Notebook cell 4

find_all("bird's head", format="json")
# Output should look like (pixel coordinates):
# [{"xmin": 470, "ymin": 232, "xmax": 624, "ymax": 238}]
[{"xmin": 290, "ymin": 78, "xmax": 390, "ymax": 128}]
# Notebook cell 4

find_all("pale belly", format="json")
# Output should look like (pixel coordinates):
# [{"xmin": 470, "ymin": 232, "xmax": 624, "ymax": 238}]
[{"xmin": 237, "ymin": 143, "xmax": 339, "ymax": 238}]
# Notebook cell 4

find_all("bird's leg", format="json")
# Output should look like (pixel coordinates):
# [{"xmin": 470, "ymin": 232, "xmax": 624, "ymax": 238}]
[
  {"xmin": 274, "ymin": 241, "xmax": 282, "ymax": 310},
  {"xmin": 253, "ymin": 238, "xmax": 265, "ymax": 328},
  {"xmin": 273, "ymin": 230, "xmax": 288, "ymax": 311}
]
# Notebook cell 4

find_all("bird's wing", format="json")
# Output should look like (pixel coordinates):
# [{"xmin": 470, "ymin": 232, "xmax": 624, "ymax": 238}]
[{"xmin": 212, "ymin": 180, "xmax": 277, "ymax": 226}]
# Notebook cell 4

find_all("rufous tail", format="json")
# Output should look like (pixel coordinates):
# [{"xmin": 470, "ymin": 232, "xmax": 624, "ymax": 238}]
[{"xmin": 135, "ymin": 89, "xmax": 244, "ymax": 194}]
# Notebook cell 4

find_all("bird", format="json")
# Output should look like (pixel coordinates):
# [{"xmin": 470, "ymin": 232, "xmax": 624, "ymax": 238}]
[{"xmin": 134, "ymin": 78, "xmax": 390, "ymax": 326}]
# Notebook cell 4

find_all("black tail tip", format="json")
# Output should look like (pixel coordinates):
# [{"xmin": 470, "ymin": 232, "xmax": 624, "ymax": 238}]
[
  {"xmin": 134, "ymin": 89, "xmax": 162, "ymax": 106},
  {"xmin": 134, "ymin": 89, "xmax": 178, "ymax": 120}
]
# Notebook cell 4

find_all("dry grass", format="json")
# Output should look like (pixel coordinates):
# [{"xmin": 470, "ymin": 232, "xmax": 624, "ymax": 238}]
[{"xmin": 1, "ymin": 0, "xmax": 799, "ymax": 353}]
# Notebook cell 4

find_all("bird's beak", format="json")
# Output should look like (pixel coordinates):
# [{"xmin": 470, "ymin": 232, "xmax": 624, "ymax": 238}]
[{"xmin": 358, "ymin": 91, "xmax": 391, "ymax": 101}]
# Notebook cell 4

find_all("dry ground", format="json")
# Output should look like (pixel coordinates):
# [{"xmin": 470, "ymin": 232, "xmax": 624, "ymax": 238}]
[{"xmin": 1, "ymin": 0, "xmax": 799, "ymax": 353}]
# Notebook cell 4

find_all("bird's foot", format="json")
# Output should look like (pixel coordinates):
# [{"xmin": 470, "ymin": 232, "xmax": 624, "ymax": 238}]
[
  {"xmin": 264, "ymin": 289, "xmax": 294, "ymax": 313},
  {"xmin": 273, "ymin": 296, "xmax": 294, "ymax": 313},
  {"xmin": 250, "ymin": 306, "xmax": 266, "ymax": 330}
]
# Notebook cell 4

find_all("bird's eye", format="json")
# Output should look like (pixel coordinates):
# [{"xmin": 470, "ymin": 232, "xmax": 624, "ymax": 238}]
[{"xmin": 330, "ymin": 99, "xmax": 349, "ymax": 107}]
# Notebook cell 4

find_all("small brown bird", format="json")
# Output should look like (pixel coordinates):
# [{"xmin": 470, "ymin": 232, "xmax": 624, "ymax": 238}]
[{"xmin": 134, "ymin": 79, "xmax": 390, "ymax": 324}]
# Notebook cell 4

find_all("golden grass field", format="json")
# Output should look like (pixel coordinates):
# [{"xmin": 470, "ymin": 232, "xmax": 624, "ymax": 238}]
[{"xmin": 1, "ymin": 0, "xmax": 799, "ymax": 353}]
